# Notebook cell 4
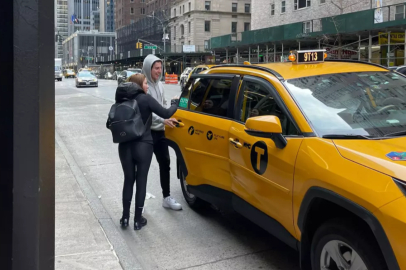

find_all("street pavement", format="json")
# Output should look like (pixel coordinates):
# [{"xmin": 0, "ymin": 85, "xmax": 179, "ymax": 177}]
[{"xmin": 55, "ymin": 78, "xmax": 301, "ymax": 270}]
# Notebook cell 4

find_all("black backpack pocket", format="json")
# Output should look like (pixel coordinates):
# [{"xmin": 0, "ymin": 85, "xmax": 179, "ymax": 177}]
[{"xmin": 109, "ymin": 112, "xmax": 146, "ymax": 143}]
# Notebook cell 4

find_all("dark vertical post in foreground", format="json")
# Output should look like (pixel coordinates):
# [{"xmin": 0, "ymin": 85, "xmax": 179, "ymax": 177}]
[{"xmin": 0, "ymin": 0, "xmax": 55, "ymax": 269}]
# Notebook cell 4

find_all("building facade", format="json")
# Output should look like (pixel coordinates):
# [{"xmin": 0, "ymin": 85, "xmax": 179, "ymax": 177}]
[
  {"xmin": 100, "ymin": 0, "xmax": 116, "ymax": 32},
  {"xmin": 55, "ymin": 0, "xmax": 69, "ymax": 58},
  {"xmin": 251, "ymin": 0, "xmax": 406, "ymax": 30},
  {"xmin": 68, "ymin": 0, "xmax": 101, "ymax": 36},
  {"xmin": 168, "ymin": 0, "xmax": 251, "ymax": 52},
  {"xmin": 62, "ymin": 31, "xmax": 116, "ymax": 70}
]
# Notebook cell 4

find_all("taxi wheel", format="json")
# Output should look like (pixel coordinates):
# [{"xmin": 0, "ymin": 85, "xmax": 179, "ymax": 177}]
[
  {"xmin": 311, "ymin": 219, "xmax": 387, "ymax": 270},
  {"xmin": 179, "ymin": 171, "xmax": 208, "ymax": 209}
]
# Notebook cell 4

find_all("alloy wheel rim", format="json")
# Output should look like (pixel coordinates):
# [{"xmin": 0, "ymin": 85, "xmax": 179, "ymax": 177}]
[{"xmin": 320, "ymin": 240, "xmax": 367, "ymax": 270}]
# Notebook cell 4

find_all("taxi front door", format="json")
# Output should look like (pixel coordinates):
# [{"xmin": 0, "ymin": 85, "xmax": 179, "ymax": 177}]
[
  {"xmin": 166, "ymin": 74, "xmax": 240, "ymax": 192},
  {"xmin": 228, "ymin": 76, "xmax": 303, "ymax": 240}
]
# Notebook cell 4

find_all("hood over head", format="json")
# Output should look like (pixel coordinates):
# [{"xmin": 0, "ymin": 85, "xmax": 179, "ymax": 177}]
[
  {"xmin": 142, "ymin": 54, "xmax": 162, "ymax": 84},
  {"xmin": 115, "ymin": 82, "xmax": 144, "ymax": 103}
]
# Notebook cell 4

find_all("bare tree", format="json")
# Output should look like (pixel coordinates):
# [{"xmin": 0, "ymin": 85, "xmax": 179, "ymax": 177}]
[{"xmin": 324, "ymin": 0, "xmax": 369, "ymax": 59}]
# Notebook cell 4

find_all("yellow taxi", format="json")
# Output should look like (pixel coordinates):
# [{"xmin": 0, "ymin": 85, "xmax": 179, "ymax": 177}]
[
  {"xmin": 166, "ymin": 49, "xmax": 406, "ymax": 270},
  {"xmin": 63, "ymin": 69, "xmax": 76, "ymax": 78}
]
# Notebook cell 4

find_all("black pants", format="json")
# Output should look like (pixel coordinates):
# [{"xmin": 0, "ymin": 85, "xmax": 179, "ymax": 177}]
[
  {"xmin": 119, "ymin": 141, "xmax": 153, "ymax": 220},
  {"xmin": 151, "ymin": 130, "xmax": 171, "ymax": 198}
]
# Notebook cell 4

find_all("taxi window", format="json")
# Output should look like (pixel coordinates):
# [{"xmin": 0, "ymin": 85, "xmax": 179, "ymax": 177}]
[
  {"xmin": 187, "ymin": 77, "xmax": 232, "ymax": 118},
  {"xmin": 239, "ymin": 80, "xmax": 299, "ymax": 135}
]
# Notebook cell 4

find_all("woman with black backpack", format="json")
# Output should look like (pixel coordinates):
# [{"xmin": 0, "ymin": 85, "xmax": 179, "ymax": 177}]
[{"xmin": 107, "ymin": 74, "xmax": 178, "ymax": 230}]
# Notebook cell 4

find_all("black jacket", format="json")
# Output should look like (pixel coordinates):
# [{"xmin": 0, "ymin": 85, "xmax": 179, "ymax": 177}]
[{"xmin": 108, "ymin": 82, "xmax": 177, "ymax": 143}]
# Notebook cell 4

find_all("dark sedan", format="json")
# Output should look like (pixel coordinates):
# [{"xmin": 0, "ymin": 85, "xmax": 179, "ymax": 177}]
[
  {"xmin": 117, "ymin": 69, "xmax": 142, "ymax": 85},
  {"xmin": 75, "ymin": 72, "xmax": 98, "ymax": 87}
]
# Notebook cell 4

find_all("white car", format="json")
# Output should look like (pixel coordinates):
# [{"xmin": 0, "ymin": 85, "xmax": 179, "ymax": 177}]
[
  {"xmin": 179, "ymin": 67, "xmax": 193, "ymax": 89},
  {"xmin": 75, "ymin": 72, "xmax": 98, "ymax": 87}
]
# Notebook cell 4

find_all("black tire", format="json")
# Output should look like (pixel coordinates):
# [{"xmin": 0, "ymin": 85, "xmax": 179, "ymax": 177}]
[
  {"xmin": 179, "ymin": 170, "xmax": 208, "ymax": 209},
  {"xmin": 311, "ymin": 219, "xmax": 388, "ymax": 270}
]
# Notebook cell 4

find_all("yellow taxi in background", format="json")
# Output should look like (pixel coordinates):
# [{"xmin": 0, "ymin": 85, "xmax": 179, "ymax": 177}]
[
  {"xmin": 166, "ymin": 50, "xmax": 406, "ymax": 270},
  {"xmin": 63, "ymin": 69, "xmax": 76, "ymax": 78}
]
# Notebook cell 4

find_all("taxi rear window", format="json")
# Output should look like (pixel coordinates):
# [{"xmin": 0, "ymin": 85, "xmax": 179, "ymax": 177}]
[{"xmin": 285, "ymin": 72, "xmax": 406, "ymax": 137}]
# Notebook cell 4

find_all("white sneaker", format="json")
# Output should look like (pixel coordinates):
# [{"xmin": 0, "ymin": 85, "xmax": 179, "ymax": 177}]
[{"xmin": 162, "ymin": 196, "xmax": 182, "ymax": 210}]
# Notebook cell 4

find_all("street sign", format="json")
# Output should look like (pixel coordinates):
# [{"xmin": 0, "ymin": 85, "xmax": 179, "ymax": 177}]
[
  {"xmin": 144, "ymin": 45, "xmax": 157, "ymax": 50},
  {"xmin": 109, "ymin": 46, "xmax": 113, "ymax": 51}
]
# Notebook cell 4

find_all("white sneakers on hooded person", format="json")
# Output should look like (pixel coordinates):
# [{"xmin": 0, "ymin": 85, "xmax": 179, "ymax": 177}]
[{"xmin": 162, "ymin": 196, "xmax": 182, "ymax": 210}]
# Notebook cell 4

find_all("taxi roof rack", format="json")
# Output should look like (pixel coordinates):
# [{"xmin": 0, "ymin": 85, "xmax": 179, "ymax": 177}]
[
  {"xmin": 324, "ymin": 59, "xmax": 390, "ymax": 70},
  {"xmin": 211, "ymin": 64, "xmax": 284, "ymax": 80}
]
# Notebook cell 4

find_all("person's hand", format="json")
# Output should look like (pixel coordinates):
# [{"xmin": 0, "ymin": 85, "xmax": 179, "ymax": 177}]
[
  {"xmin": 164, "ymin": 118, "xmax": 178, "ymax": 128},
  {"xmin": 172, "ymin": 95, "xmax": 179, "ymax": 100}
]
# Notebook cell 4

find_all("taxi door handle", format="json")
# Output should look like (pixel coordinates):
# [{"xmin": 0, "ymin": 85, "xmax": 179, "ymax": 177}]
[
  {"xmin": 175, "ymin": 119, "xmax": 184, "ymax": 128},
  {"xmin": 229, "ymin": 138, "xmax": 243, "ymax": 149}
]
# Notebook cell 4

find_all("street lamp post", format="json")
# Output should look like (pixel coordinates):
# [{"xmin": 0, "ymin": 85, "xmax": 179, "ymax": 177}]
[{"xmin": 147, "ymin": 15, "xmax": 167, "ymax": 75}]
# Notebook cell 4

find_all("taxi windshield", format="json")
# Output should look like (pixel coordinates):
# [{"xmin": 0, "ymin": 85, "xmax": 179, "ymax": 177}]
[{"xmin": 285, "ymin": 72, "xmax": 406, "ymax": 137}]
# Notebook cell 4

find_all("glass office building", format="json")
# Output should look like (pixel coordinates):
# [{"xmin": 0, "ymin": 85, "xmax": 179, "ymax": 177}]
[{"xmin": 62, "ymin": 31, "xmax": 115, "ymax": 70}]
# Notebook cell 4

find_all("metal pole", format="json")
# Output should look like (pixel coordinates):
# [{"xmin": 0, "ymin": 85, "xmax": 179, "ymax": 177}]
[
  {"xmin": 404, "ymin": 29, "xmax": 406, "ymax": 65},
  {"xmin": 282, "ymin": 43, "xmax": 284, "ymax": 62},
  {"xmin": 369, "ymin": 31, "xmax": 372, "ymax": 63},
  {"xmin": 226, "ymin": 48, "xmax": 228, "ymax": 63},
  {"xmin": 274, "ymin": 44, "xmax": 276, "ymax": 62},
  {"xmin": 318, "ymin": 39, "xmax": 321, "ymax": 49},
  {"xmin": 257, "ymin": 45, "xmax": 259, "ymax": 63},
  {"xmin": 249, "ymin": 46, "xmax": 251, "ymax": 62},
  {"xmin": 266, "ymin": 45, "xmax": 268, "ymax": 63},
  {"xmin": 299, "ymin": 41, "xmax": 301, "ymax": 50},
  {"xmin": 237, "ymin": 47, "xmax": 239, "ymax": 64},
  {"xmin": 387, "ymin": 31, "xmax": 390, "ymax": 67},
  {"xmin": 163, "ymin": 24, "xmax": 166, "ymax": 75},
  {"xmin": 358, "ymin": 35, "xmax": 361, "ymax": 61}
]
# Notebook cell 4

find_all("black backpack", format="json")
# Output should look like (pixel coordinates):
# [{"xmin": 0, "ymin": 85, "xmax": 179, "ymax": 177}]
[{"xmin": 106, "ymin": 97, "xmax": 150, "ymax": 143}]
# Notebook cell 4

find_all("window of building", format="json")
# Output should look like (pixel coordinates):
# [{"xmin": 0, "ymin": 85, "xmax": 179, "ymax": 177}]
[
  {"xmin": 271, "ymin": 4, "xmax": 275, "ymax": 15},
  {"xmin": 294, "ymin": 0, "xmax": 311, "ymax": 10},
  {"xmin": 173, "ymin": 27, "xmax": 176, "ymax": 39},
  {"xmin": 130, "ymin": 0, "xmax": 134, "ymax": 2},
  {"xmin": 205, "ymin": 1, "xmax": 211, "ymax": 11},
  {"xmin": 188, "ymin": 21, "xmax": 191, "ymax": 33},
  {"xmin": 395, "ymin": 5, "xmax": 405, "ymax": 20},
  {"xmin": 188, "ymin": 77, "xmax": 232, "ymax": 118},
  {"xmin": 131, "ymin": 19, "xmax": 134, "ymax": 24},
  {"xmin": 174, "ymin": 8, "xmax": 176, "ymax": 16},
  {"xmin": 303, "ymin": 21, "xmax": 311, "ymax": 33},
  {"xmin": 231, "ymin": 22, "xmax": 237, "ymax": 33},
  {"xmin": 238, "ymin": 80, "xmax": 298, "ymax": 135},
  {"xmin": 141, "ymin": 7, "xmax": 145, "ymax": 14},
  {"xmin": 204, "ymin": 40, "xmax": 210, "ymax": 49},
  {"xmin": 183, "ymin": 5, "xmax": 185, "ymax": 13},
  {"xmin": 205, "ymin": 20, "xmax": 210, "ymax": 32},
  {"xmin": 189, "ymin": 2, "xmax": 191, "ymax": 11},
  {"xmin": 180, "ymin": 6, "xmax": 182, "ymax": 14},
  {"xmin": 181, "ymin": 24, "xmax": 184, "ymax": 36},
  {"xmin": 245, "ymin": 4, "xmax": 250, "ymax": 13},
  {"xmin": 244, "ymin": 22, "xmax": 250, "ymax": 31},
  {"xmin": 320, "ymin": 0, "xmax": 325, "ymax": 4},
  {"xmin": 281, "ymin": 1, "xmax": 286, "ymax": 13},
  {"xmin": 130, "ymin": 7, "xmax": 134, "ymax": 14},
  {"xmin": 232, "ymin": 3, "xmax": 237, "ymax": 12}
]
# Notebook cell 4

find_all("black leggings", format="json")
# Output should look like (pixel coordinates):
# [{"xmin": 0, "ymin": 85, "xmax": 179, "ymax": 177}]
[{"xmin": 118, "ymin": 141, "xmax": 153, "ymax": 220}]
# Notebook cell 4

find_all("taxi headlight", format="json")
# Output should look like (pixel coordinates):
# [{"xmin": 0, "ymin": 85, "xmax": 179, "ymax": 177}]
[
  {"xmin": 393, "ymin": 178, "xmax": 406, "ymax": 196},
  {"xmin": 78, "ymin": 78, "xmax": 83, "ymax": 82},
  {"xmin": 93, "ymin": 78, "xmax": 97, "ymax": 82},
  {"xmin": 59, "ymin": 73, "xmax": 63, "ymax": 76}
]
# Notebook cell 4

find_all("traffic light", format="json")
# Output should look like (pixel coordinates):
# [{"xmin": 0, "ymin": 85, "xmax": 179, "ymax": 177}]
[{"xmin": 136, "ymin": 42, "xmax": 143, "ymax": 49}]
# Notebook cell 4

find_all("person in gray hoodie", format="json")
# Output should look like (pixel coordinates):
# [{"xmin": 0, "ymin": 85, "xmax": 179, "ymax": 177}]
[{"xmin": 142, "ymin": 54, "xmax": 182, "ymax": 210}]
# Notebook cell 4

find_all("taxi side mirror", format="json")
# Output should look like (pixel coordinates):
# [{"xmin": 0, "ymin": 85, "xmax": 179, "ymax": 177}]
[{"xmin": 244, "ymin": 115, "xmax": 287, "ymax": 149}]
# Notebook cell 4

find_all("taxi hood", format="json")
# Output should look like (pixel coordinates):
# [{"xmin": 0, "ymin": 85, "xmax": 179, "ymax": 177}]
[{"xmin": 333, "ymin": 137, "xmax": 406, "ymax": 181}]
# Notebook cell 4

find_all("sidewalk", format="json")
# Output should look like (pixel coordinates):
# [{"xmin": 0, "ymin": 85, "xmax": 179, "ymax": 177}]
[
  {"xmin": 55, "ymin": 89, "xmax": 142, "ymax": 270},
  {"xmin": 55, "ymin": 137, "xmax": 123, "ymax": 270}
]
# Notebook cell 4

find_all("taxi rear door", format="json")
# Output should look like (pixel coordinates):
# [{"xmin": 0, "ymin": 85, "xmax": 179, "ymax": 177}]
[
  {"xmin": 228, "ymin": 75, "xmax": 303, "ymax": 243},
  {"xmin": 166, "ymin": 74, "xmax": 240, "ymax": 193}
]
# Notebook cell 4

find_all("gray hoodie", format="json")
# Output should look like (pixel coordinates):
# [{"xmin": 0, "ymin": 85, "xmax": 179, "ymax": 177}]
[{"xmin": 142, "ymin": 54, "xmax": 167, "ymax": 131}]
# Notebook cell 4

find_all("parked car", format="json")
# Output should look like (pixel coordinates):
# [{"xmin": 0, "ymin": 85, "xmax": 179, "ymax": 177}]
[
  {"xmin": 75, "ymin": 72, "xmax": 98, "ymax": 88},
  {"xmin": 104, "ymin": 72, "xmax": 114, "ymax": 80},
  {"xmin": 391, "ymin": 65, "xmax": 406, "ymax": 75},
  {"xmin": 117, "ymin": 69, "xmax": 142, "ymax": 85}
]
